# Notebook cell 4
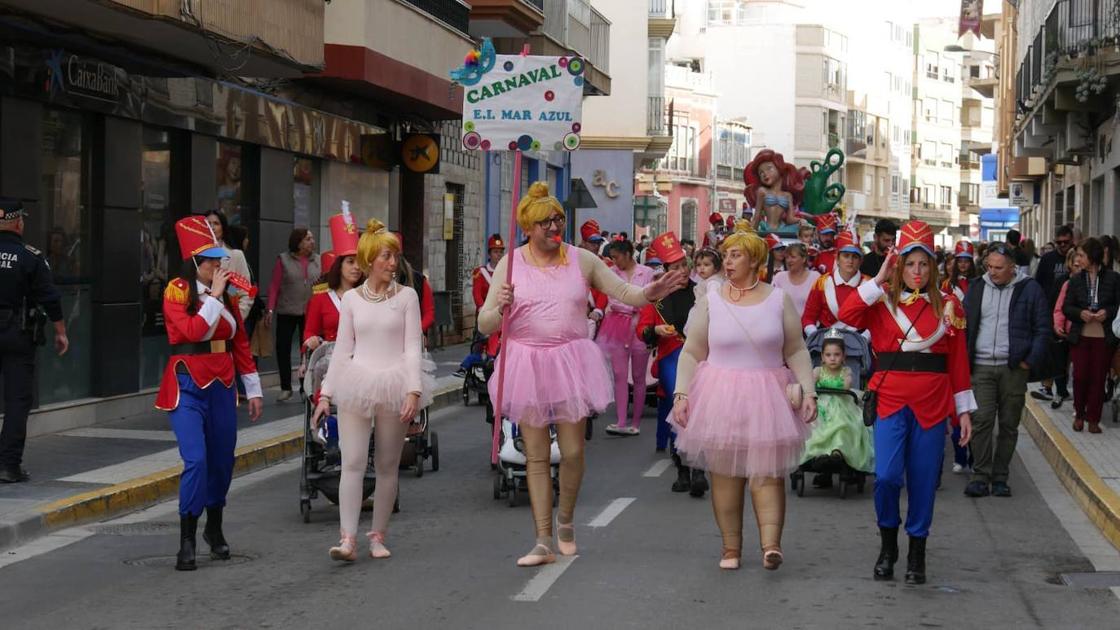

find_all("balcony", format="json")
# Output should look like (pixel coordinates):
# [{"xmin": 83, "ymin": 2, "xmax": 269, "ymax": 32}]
[
  {"xmin": 648, "ymin": 95, "xmax": 666, "ymax": 135},
  {"xmin": 649, "ymin": 0, "xmax": 676, "ymax": 39},
  {"xmin": 910, "ymin": 203, "xmax": 953, "ymax": 227},
  {"xmin": 0, "ymin": 0, "xmax": 325, "ymax": 76},
  {"xmin": 504, "ymin": 0, "xmax": 609, "ymax": 95},
  {"xmin": 399, "ymin": 0, "xmax": 471, "ymax": 34},
  {"xmin": 469, "ymin": 0, "xmax": 545, "ymax": 38},
  {"xmin": 967, "ymin": 75, "xmax": 998, "ymax": 99}
]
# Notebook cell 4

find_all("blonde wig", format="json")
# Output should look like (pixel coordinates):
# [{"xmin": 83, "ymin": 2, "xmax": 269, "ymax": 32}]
[
  {"xmin": 719, "ymin": 219, "xmax": 769, "ymax": 273},
  {"xmin": 516, "ymin": 181, "xmax": 564, "ymax": 232},
  {"xmin": 355, "ymin": 218, "xmax": 401, "ymax": 273}
]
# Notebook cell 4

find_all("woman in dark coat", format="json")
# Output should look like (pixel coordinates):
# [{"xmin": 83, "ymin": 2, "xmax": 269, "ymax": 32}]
[{"xmin": 1062, "ymin": 237, "xmax": 1120, "ymax": 433}]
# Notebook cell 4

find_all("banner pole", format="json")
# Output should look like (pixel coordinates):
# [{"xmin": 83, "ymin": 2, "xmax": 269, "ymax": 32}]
[{"xmin": 491, "ymin": 148, "xmax": 522, "ymax": 464}]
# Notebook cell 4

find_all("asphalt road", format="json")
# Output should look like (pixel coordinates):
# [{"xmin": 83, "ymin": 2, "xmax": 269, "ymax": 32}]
[{"xmin": 2, "ymin": 402, "xmax": 1118, "ymax": 629}]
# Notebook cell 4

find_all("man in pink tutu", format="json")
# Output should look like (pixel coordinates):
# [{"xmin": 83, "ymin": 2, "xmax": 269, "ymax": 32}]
[
  {"xmin": 479, "ymin": 182, "xmax": 686, "ymax": 567},
  {"xmin": 672, "ymin": 220, "xmax": 817, "ymax": 571}
]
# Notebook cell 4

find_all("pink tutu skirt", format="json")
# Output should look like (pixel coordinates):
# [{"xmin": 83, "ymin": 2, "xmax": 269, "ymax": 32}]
[
  {"xmin": 490, "ymin": 338, "xmax": 613, "ymax": 427},
  {"xmin": 329, "ymin": 353, "xmax": 436, "ymax": 418},
  {"xmin": 671, "ymin": 362, "xmax": 811, "ymax": 478},
  {"xmin": 596, "ymin": 311, "xmax": 640, "ymax": 350}
]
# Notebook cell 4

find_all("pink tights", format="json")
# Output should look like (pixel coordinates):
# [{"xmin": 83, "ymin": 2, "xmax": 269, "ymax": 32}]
[
  {"xmin": 606, "ymin": 341, "xmax": 650, "ymax": 429},
  {"xmin": 337, "ymin": 409, "xmax": 408, "ymax": 539}
]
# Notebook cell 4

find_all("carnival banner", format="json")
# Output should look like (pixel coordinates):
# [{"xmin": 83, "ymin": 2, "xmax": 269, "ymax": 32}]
[
  {"xmin": 458, "ymin": 53, "xmax": 584, "ymax": 152},
  {"xmin": 959, "ymin": 0, "xmax": 983, "ymax": 37}
]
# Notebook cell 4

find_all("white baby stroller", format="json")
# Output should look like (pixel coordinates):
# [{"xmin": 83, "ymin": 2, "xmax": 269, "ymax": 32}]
[
  {"xmin": 492, "ymin": 417, "xmax": 561, "ymax": 508},
  {"xmin": 299, "ymin": 342, "xmax": 398, "ymax": 522}
]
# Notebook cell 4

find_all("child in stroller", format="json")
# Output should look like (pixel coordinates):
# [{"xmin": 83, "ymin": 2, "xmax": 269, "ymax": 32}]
[
  {"xmin": 462, "ymin": 331, "xmax": 494, "ymax": 408},
  {"xmin": 793, "ymin": 328, "xmax": 874, "ymax": 497}
]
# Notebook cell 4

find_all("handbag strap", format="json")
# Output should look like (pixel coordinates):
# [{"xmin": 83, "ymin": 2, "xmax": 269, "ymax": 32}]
[{"xmin": 869, "ymin": 298, "xmax": 929, "ymax": 393}]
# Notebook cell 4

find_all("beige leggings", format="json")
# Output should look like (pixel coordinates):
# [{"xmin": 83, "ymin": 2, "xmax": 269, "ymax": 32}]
[
  {"xmin": 519, "ymin": 420, "xmax": 586, "ymax": 542},
  {"xmin": 709, "ymin": 474, "xmax": 785, "ymax": 554},
  {"xmin": 337, "ymin": 409, "xmax": 409, "ymax": 538}
]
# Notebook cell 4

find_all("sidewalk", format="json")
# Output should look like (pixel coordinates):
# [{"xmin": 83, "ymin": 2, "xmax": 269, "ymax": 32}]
[
  {"xmin": 1023, "ymin": 395, "xmax": 1120, "ymax": 551},
  {"xmin": 0, "ymin": 341, "xmax": 471, "ymax": 551}
]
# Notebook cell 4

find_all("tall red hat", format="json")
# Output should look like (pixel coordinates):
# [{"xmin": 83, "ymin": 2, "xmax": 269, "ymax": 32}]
[
  {"xmin": 487, "ymin": 234, "xmax": 506, "ymax": 251},
  {"xmin": 898, "ymin": 220, "xmax": 935, "ymax": 258},
  {"xmin": 765, "ymin": 233, "xmax": 786, "ymax": 251},
  {"xmin": 709, "ymin": 212, "xmax": 723, "ymax": 225},
  {"xmin": 580, "ymin": 220, "xmax": 603, "ymax": 243},
  {"xmin": 175, "ymin": 215, "xmax": 228, "ymax": 260},
  {"xmin": 814, "ymin": 213, "xmax": 839, "ymax": 234},
  {"xmin": 649, "ymin": 231, "xmax": 687, "ymax": 265},
  {"xmin": 725, "ymin": 214, "xmax": 736, "ymax": 229},
  {"xmin": 329, "ymin": 213, "xmax": 360, "ymax": 258},
  {"xmin": 954, "ymin": 239, "xmax": 975, "ymax": 259},
  {"xmin": 321, "ymin": 250, "xmax": 337, "ymax": 272},
  {"xmin": 835, "ymin": 230, "xmax": 862, "ymax": 256}
]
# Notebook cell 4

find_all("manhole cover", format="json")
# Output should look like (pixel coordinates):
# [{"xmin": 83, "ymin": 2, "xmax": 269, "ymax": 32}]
[
  {"xmin": 90, "ymin": 522, "xmax": 177, "ymax": 536},
  {"xmin": 123, "ymin": 553, "xmax": 255, "ymax": 568},
  {"xmin": 1059, "ymin": 572, "xmax": 1120, "ymax": 588}
]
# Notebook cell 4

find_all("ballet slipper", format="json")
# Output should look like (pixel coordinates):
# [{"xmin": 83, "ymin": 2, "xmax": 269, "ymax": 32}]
[
  {"xmin": 329, "ymin": 531, "xmax": 358, "ymax": 562},
  {"xmin": 719, "ymin": 548, "xmax": 741, "ymax": 570},
  {"xmin": 516, "ymin": 543, "xmax": 556, "ymax": 567},
  {"xmin": 556, "ymin": 521, "xmax": 577, "ymax": 556},
  {"xmin": 763, "ymin": 546, "xmax": 784, "ymax": 571},
  {"xmin": 367, "ymin": 531, "xmax": 391, "ymax": 559}
]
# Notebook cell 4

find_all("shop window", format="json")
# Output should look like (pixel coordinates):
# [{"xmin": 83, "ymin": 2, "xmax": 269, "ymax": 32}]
[
  {"xmin": 37, "ymin": 108, "xmax": 91, "ymax": 404},
  {"xmin": 293, "ymin": 157, "xmax": 317, "ymax": 229},
  {"xmin": 216, "ymin": 142, "xmax": 244, "ymax": 226},
  {"xmin": 139, "ymin": 127, "xmax": 174, "ymax": 389}
]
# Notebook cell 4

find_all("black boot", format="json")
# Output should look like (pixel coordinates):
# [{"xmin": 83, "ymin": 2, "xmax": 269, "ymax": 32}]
[
  {"xmin": 904, "ymin": 536, "xmax": 927, "ymax": 585},
  {"xmin": 689, "ymin": 468, "xmax": 708, "ymax": 498},
  {"xmin": 175, "ymin": 515, "xmax": 198, "ymax": 572},
  {"xmin": 873, "ymin": 527, "xmax": 898, "ymax": 581},
  {"xmin": 671, "ymin": 454, "xmax": 690, "ymax": 493},
  {"xmin": 203, "ymin": 506, "xmax": 231, "ymax": 560}
]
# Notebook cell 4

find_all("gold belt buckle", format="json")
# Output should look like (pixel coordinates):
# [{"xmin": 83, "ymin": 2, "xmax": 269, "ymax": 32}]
[{"xmin": 210, "ymin": 340, "xmax": 227, "ymax": 353}]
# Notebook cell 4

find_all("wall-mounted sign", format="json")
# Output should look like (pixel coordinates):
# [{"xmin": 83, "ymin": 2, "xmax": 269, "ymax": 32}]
[
  {"xmin": 45, "ymin": 49, "xmax": 121, "ymax": 103},
  {"xmin": 443, "ymin": 193, "xmax": 455, "ymax": 240},
  {"xmin": 402, "ymin": 134, "xmax": 440, "ymax": 174},
  {"xmin": 1010, "ymin": 182, "xmax": 1034, "ymax": 208},
  {"xmin": 592, "ymin": 170, "xmax": 619, "ymax": 198},
  {"xmin": 460, "ymin": 54, "xmax": 585, "ymax": 152}
]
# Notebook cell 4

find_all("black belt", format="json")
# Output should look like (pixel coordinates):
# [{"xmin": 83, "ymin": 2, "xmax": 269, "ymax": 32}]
[
  {"xmin": 877, "ymin": 352, "xmax": 947, "ymax": 373},
  {"xmin": 170, "ymin": 341, "xmax": 230, "ymax": 355}
]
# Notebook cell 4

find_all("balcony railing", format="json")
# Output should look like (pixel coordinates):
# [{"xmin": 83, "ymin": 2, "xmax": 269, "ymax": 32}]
[
  {"xmin": 400, "ymin": 0, "xmax": 471, "ymax": 35},
  {"xmin": 648, "ymin": 96, "xmax": 666, "ymax": 135},
  {"xmin": 1017, "ymin": 0, "xmax": 1120, "ymax": 111},
  {"xmin": 590, "ymin": 7, "xmax": 609, "ymax": 73},
  {"xmin": 525, "ymin": 0, "xmax": 545, "ymax": 11},
  {"xmin": 649, "ymin": 0, "xmax": 674, "ymax": 18},
  {"xmin": 543, "ymin": 0, "xmax": 607, "ymax": 71}
]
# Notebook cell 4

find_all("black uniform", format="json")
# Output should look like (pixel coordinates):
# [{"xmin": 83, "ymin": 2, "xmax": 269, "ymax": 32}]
[{"xmin": 0, "ymin": 202, "xmax": 63, "ymax": 478}]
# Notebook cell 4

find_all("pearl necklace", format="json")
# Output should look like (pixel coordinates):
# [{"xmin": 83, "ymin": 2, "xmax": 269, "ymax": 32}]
[
  {"xmin": 727, "ymin": 277, "xmax": 760, "ymax": 303},
  {"xmin": 359, "ymin": 280, "xmax": 397, "ymax": 303}
]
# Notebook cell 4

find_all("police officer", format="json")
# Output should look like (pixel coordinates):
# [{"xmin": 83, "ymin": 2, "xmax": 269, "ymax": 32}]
[{"xmin": 0, "ymin": 197, "xmax": 68, "ymax": 483}]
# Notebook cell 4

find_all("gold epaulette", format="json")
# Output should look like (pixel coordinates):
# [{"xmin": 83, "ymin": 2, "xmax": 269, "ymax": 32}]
[
  {"xmin": 163, "ymin": 278, "xmax": 189, "ymax": 305},
  {"xmin": 312, "ymin": 282, "xmax": 329, "ymax": 295},
  {"xmin": 944, "ymin": 297, "xmax": 966, "ymax": 330}
]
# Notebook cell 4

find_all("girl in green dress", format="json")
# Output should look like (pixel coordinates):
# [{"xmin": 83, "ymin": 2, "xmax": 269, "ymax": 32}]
[{"xmin": 802, "ymin": 334, "xmax": 874, "ymax": 474}]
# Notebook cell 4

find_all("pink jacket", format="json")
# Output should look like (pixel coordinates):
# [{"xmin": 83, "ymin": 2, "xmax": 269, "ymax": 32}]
[{"xmin": 1054, "ymin": 280, "xmax": 1070, "ymax": 335}]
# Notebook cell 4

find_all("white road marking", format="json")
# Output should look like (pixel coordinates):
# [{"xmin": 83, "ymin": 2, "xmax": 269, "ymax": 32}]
[
  {"xmin": 60, "ymin": 428, "xmax": 177, "ymax": 442},
  {"xmin": 0, "ymin": 460, "xmax": 299, "ymax": 571},
  {"xmin": 587, "ymin": 497, "xmax": 635, "ymax": 528},
  {"xmin": 642, "ymin": 459, "xmax": 673, "ymax": 478},
  {"xmin": 511, "ymin": 555, "xmax": 578, "ymax": 602}
]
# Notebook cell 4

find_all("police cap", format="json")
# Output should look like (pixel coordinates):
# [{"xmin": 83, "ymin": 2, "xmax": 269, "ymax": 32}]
[{"xmin": 0, "ymin": 197, "xmax": 26, "ymax": 221}]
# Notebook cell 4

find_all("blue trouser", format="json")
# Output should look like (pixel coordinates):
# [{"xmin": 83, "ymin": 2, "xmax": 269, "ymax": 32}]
[
  {"xmin": 459, "ymin": 352, "xmax": 484, "ymax": 371},
  {"xmin": 169, "ymin": 374, "xmax": 238, "ymax": 517},
  {"xmin": 873, "ymin": 406, "xmax": 945, "ymax": 538},
  {"xmin": 655, "ymin": 346, "xmax": 682, "ymax": 451}
]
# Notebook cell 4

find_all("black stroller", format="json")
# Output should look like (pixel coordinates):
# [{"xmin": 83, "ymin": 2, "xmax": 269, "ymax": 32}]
[
  {"xmin": 461, "ymin": 332, "xmax": 492, "ymax": 408},
  {"xmin": 299, "ymin": 342, "xmax": 398, "ymax": 522}
]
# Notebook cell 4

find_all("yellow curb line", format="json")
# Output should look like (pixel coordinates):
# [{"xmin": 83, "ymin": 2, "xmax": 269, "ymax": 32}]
[
  {"xmin": 1022, "ymin": 397, "xmax": 1120, "ymax": 551},
  {"xmin": 38, "ymin": 431, "xmax": 304, "ymax": 530}
]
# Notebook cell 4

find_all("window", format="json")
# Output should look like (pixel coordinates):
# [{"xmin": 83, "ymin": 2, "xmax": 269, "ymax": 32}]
[
  {"xmin": 865, "ymin": 174, "xmax": 873, "ymax": 192},
  {"xmin": 140, "ymin": 127, "xmax": 172, "ymax": 388},
  {"xmin": 663, "ymin": 114, "xmax": 697, "ymax": 174},
  {"xmin": 962, "ymin": 183, "xmax": 980, "ymax": 204},
  {"xmin": 293, "ymin": 158, "xmax": 317, "ymax": 229},
  {"xmin": 892, "ymin": 125, "xmax": 900, "ymax": 143},
  {"xmin": 922, "ymin": 141, "xmax": 937, "ymax": 166},
  {"xmin": 216, "ymin": 142, "xmax": 243, "ymax": 225},
  {"xmin": 681, "ymin": 199, "xmax": 698, "ymax": 243},
  {"xmin": 923, "ymin": 98, "xmax": 936, "ymax": 121},
  {"xmin": 940, "ymin": 142, "xmax": 955, "ymax": 167},
  {"xmin": 717, "ymin": 126, "xmax": 751, "ymax": 170},
  {"xmin": 707, "ymin": 0, "xmax": 746, "ymax": 25},
  {"xmin": 940, "ymin": 185, "xmax": 954, "ymax": 208},
  {"xmin": 925, "ymin": 51, "xmax": 940, "ymax": 79},
  {"xmin": 943, "ymin": 60, "xmax": 957, "ymax": 83},
  {"xmin": 940, "ymin": 100, "xmax": 954, "ymax": 124},
  {"xmin": 891, "ymin": 175, "xmax": 900, "ymax": 195}
]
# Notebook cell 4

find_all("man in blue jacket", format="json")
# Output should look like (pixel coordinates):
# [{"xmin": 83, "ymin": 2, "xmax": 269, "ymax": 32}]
[{"xmin": 962, "ymin": 243, "xmax": 1051, "ymax": 498}]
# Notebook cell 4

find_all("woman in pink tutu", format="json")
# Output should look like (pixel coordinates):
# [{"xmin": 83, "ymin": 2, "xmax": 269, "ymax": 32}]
[
  {"xmin": 597, "ymin": 239, "xmax": 655, "ymax": 436},
  {"xmin": 672, "ymin": 220, "xmax": 817, "ymax": 571},
  {"xmin": 311, "ymin": 219, "xmax": 435, "ymax": 562},
  {"xmin": 479, "ymin": 182, "xmax": 686, "ymax": 567}
]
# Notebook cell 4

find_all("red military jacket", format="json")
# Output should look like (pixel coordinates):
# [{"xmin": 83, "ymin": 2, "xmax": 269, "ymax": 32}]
[
  {"xmin": 472, "ymin": 264, "xmax": 494, "ymax": 310},
  {"xmin": 635, "ymin": 282, "xmax": 695, "ymax": 379},
  {"xmin": 156, "ymin": 278, "xmax": 260, "ymax": 411},
  {"xmin": 802, "ymin": 268, "xmax": 868, "ymax": 335},
  {"xmin": 303, "ymin": 284, "xmax": 341, "ymax": 345},
  {"xmin": 814, "ymin": 247, "xmax": 837, "ymax": 275},
  {"xmin": 838, "ymin": 281, "xmax": 975, "ymax": 429},
  {"xmin": 940, "ymin": 277, "xmax": 969, "ymax": 304}
]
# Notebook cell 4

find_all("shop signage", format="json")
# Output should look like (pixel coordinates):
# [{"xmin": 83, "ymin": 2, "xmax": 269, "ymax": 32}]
[
  {"xmin": 443, "ymin": 193, "xmax": 455, "ymax": 240},
  {"xmin": 1010, "ymin": 182, "xmax": 1034, "ymax": 208},
  {"xmin": 592, "ymin": 170, "xmax": 619, "ymax": 198},
  {"xmin": 460, "ymin": 54, "xmax": 584, "ymax": 152},
  {"xmin": 402, "ymin": 134, "xmax": 441, "ymax": 174},
  {"xmin": 46, "ymin": 50, "xmax": 121, "ymax": 103}
]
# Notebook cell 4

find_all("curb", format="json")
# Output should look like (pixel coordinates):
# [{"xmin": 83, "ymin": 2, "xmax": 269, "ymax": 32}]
[
  {"xmin": 0, "ymin": 383, "xmax": 462, "ymax": 552},
  {"xmin": 1022, "ymin": 397, "xmax": 1120, "ymax": 551}
]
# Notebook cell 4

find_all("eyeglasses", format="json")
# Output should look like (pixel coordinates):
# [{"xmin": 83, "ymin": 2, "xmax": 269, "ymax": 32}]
[
  {"xmin": 1055, "ymin": 238, "xmax": 1073, "ymax": 247},
  {"xmin": 536, "ymin": 216, "xmax": 565, "ymax": 229}
]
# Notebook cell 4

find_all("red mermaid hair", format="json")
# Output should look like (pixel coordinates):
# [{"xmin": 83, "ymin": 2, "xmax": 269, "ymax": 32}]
[{"xmin": 743, "ymin": 149, "xmax": 807, "ymax": 213}]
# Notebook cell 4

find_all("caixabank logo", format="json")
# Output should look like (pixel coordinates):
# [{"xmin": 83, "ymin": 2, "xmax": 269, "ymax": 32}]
[{"xmin": 45, "ymin": 49, "xmax": 121, "ymax": 103}]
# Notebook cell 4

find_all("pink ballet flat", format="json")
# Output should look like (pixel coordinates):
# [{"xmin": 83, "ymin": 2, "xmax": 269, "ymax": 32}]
[
  {"xmin": 556, "ymin": 522, "xmax": 577, "ymax": 556},
  {"xmin": 329, "ymin": 531, "xmax": 358, "ymax": 562},
  {"xmin": 719, "ymin": 548, "xmax": 741, "ymax": 570},
  {"xmin": 763, "ymin": 547, "xmax": 784, "ymax": 571},
  {"xmin": 517, "ymin": 543, "xmax": 556, "ymax": 567},
  {"xmin": 367, "ymin": 531, "xmax": 391, "ymax": 559}
]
